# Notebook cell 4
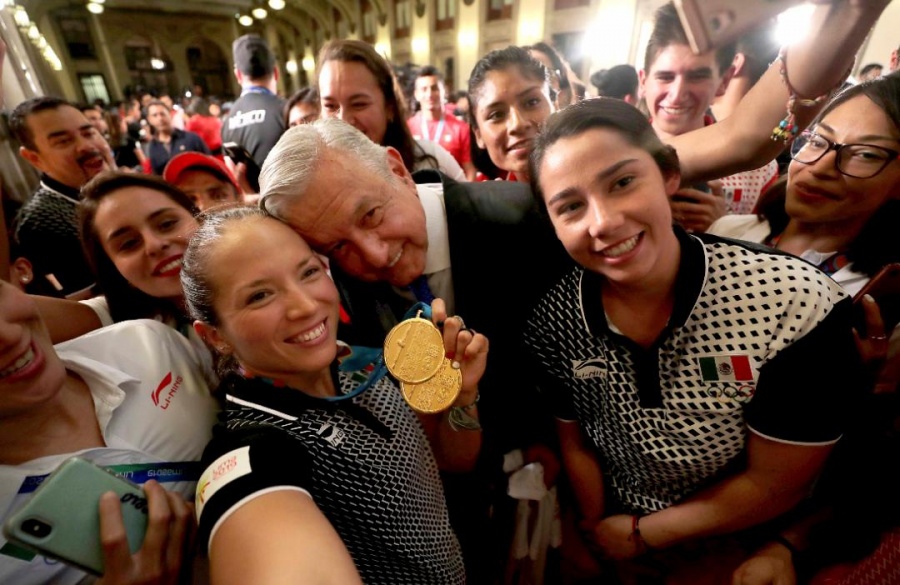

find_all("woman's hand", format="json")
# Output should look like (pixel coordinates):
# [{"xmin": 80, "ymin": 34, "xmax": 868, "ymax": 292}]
[
  {"xmin": 97, "ymin": 480, "xmax": 195, "ymax": 585},
  {"xmin": 670, "ymin": 181, "xmax": 726, "ymax": 233},
  {"xmin": 430, "ymin": 298, "xmax": 489, "ymax": 399},
  {"xmin": 580, "ymin": 514, "xmax": 643, "ymax": 561},
  {"xmin": 853, "ymin": 294, "xmax": 889, "ymax": 367},
  {"xmin": 731, "ymin": 541, "xmax": 797, "ymax": 585}
]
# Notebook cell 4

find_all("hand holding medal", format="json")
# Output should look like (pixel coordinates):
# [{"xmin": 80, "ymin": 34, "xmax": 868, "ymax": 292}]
[{"xmin": 384, "ymin": 298, "xmax": 488, "ymax": 414}]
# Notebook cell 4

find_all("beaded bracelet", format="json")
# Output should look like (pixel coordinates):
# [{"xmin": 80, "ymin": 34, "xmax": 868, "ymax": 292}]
[
  {"xmin": 771, "ymin": 47, "xmax": 849, "ymax": 145},
  {"xmin": 448, "ymin": 393, "xmax": 481, "ymax": 431}
]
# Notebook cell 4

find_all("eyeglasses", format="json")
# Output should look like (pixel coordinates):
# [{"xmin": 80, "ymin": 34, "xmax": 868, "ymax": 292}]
[{"xmin": 790, "ymin": 131, "xmax": 900, "ymax": 179}]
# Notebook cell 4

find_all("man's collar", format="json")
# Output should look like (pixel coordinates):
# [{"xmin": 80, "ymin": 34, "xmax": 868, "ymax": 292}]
[
  {"xmin": 40, "ymin": 174, "xmax": 81, "ymax": 200},
  {"xmin": 416, "ymin": 183, "xmax": 451, "ymax": 275},
  {"xmin": 581, "ymin": 226, "xmax": 707, "ymax": 337}
]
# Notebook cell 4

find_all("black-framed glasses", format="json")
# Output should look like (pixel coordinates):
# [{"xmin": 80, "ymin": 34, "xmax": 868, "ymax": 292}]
[{"xmin": 790, "ymin": 131, "xmax": 900, "ymax": 179}]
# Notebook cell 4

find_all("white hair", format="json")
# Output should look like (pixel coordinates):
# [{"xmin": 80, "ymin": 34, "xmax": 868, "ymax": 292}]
[{"xmin": 259, "ymin": 118, "xmax": 394, "ymax": 219}]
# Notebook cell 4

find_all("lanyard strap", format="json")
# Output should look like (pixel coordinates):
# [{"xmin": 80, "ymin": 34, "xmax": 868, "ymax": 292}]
[
  {"xmin": 420, "ymin": 116, "xmax": 445, "ymax": 143},
  {"xmin": 241, "ymin": 86, "xmax": 273, "ymax": 96},
  {"xmin": 16, "ymin": 461, "xmax": 202, "ymax": 495}
]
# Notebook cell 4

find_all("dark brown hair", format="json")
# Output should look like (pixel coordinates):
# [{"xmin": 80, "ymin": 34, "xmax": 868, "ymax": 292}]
[
  {"xmin": 79, "ymin": 172, "xmax": 199, "ymax": 323},
  {"xmin": 529, "ymin": 98, "xmax": 680, "ymax": 203},
  {"xmin": 316, "ymin": 39, "xmax": 435, "ymax": 172}
]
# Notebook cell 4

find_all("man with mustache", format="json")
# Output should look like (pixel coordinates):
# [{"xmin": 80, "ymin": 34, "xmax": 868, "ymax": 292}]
[{"xmin": 10, "ymin": 96, "xmax": 115, "ymax": 298}]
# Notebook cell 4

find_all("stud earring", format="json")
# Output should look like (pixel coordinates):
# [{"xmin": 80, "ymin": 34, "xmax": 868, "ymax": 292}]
[{"xmin": 20, "ymin": 275, "xmax": 31, "ymax": 284}]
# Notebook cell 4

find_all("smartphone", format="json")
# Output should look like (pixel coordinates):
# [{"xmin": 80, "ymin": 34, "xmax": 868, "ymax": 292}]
[
  {"xmin": 673, "ymin": 0, "xmax": 806, "ymax": 54},
  {"xmin": 853, "ymin": 263, "xmax": 900, "ymax": 336},
  {"xmin": 3, "ymin": 457, "xmax": 149, "ymax": 576},
  {"xmin": 222, "ymin": 141, "xmax": 261, "ymax": 193}
]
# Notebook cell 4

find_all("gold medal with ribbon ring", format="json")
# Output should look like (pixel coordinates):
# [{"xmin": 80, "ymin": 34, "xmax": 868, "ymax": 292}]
[{"xmin": 383, "ymin": 311, "xmax": 461, "ymax": 412}]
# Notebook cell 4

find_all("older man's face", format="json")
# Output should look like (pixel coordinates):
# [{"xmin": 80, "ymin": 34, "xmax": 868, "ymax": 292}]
[
  {"xmin": 20, "ymin": 105, "xmax": 113, "ymax": 189},
  {"xmin": 279, "ymin": 149, "xmax": 428, "ymax": 287}
]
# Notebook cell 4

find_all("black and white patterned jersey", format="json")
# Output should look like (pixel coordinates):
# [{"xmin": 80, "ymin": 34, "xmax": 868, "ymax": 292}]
[
  {"xmin": 524, "ymin": 230, "xmax": 863, "ymax": 514},
  {"xmin": 13, "ymin": 178, "xmax": 94, "ymax": 297},
  {"xmin": 196, "ymin": 344, "xmax": 464, "ymax": 585}
]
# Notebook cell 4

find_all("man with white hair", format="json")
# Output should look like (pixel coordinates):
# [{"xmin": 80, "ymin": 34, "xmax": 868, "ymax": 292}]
[{"xmin": 260, "ymin": 118, "xmax": 570, "ymax": 584}]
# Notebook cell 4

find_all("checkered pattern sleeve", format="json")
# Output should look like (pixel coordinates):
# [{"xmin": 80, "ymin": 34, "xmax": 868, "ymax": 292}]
[
  {"xmin": 745, "ymin": 296, "xmax": 863, "ymax": 444},
  {"xmin": 523, "ymin": 270, "xmax": 583, "ymax": 421}
]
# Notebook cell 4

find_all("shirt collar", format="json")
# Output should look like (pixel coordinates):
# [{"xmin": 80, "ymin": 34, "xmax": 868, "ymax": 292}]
[
  {"xmin": 581, "ymin": 226, "xmax": 707, "ymax": 337},
  {"xmin": 40, "ymin": 174, "xmax": 81, "ymax": 201},
  {"xmin": 416, "ymin": 183, "xmax": 451, "ymax": 275},
  {"xmin": 58, "ymin": 352, "xmax": 135, "ymax": 434}
]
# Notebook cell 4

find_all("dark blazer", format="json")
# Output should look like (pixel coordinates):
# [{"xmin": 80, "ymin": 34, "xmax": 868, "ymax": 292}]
[
  {"xmin": 333, "ymin": 171, "xmax": 572, "ymax": 583},
  {"xmin": 334, "ymin": 171, "xmax": 572, "ymax": 455}
]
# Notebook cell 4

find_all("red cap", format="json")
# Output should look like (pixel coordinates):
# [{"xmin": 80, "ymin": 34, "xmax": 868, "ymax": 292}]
[{"xmin": 163, "ymin": 152, "xmax": 241, "ymax": 194}]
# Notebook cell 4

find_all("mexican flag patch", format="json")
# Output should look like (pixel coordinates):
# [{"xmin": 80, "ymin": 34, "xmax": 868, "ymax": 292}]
[{"xmin": 698, "ymin": 355, "xmax": 755, "ymax": 382}]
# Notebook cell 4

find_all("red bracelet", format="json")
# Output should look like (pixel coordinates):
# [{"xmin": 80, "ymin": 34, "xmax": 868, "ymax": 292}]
[{"xmin": 630, "ymin": 515, "xmax": 653, "ymax": 553}]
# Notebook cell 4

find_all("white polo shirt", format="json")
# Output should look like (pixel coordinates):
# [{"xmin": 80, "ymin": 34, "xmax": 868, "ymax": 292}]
[{"xmin": 0, "ymin": 320, "xmax": 219, "ymax": 585}]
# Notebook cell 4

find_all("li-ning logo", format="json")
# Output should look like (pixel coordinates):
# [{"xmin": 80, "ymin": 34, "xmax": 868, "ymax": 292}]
[
  {"xmin": 120, "ymin": 492, "xmax": 149, "ymax": 515},
  {"xmin": 572, "ymin": 358, "xmax": 606, "ymax": 380},
  {"xmin": 151, "ymin": 372, "xmax": 183, "ymax": 409},
  {"xmin": 317, "ymin": 423, "xmax": 346, "ymax": 447}
]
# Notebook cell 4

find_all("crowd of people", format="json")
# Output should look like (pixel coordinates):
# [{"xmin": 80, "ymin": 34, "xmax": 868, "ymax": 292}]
[{"xmin": 1, "ymin": 1, "xmax": 899, "ymax": 583}]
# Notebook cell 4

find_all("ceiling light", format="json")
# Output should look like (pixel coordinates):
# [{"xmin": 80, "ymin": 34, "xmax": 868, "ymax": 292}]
[
  {"xmin": 238, "ymin": 15, "xmax": 254, "ymax": 26},
  {"xmin": 252, "ymin": 7, "xmax": 267, "ymax": 19},
  {"xmin": 268, "ymin": 0, "xmax": 286, "ymax": 10},
  {"xmin": 13, "ymin": 7, "xmax": 30, "ymax": 28},
  {"xmin": 150, "ymin": 58, "xmax": 165, "ymax": 70},
  {"xmin": 86, "ymin": 2, "xmax": 104, "ymax": 14},
  {"xmin": 285, "ymin": 60, "xmax": 298, "ymax": 74}
]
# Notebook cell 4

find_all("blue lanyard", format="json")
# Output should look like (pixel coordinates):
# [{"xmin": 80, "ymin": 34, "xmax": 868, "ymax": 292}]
[
  {"xmin": 324, "ymin": 302, "xmax": 432, "ymax": 403},
  {"xmin": 16, "ymin": 461, "xmax": 201, "ymax": 495},
  {"xmin": 241, "ymin": 86, "xmax": 273, "ymax": 96}
]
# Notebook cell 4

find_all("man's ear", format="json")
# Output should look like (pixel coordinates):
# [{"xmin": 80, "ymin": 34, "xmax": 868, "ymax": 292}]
[
  {"xmin": 385, "ymin": 146, "xmax": 415, "ymax": 188},
  {"xmin": 731, "ymin": 53, "xmax": 747, "ymax": 78},
  {"xmin": 715, "ymin": 65, "xmax": 736, "ymax": 97},
  {"xmin": 273, "ymin": 65, "xmax": 280, "ymax": 82},
  {"xmin": 194, "ymin": 321, "xmax": 232, "ymax": 355},
  {"xmin": 638, "ymin": 68, "xmax": 648, "ymax": 100},
  {"xmin": 19, "ymin": 146, "xmax": 44, "ymax": 172},
  {"xmin": 234, "ymin": 68, "xmax": 244, "ymax": 85}
]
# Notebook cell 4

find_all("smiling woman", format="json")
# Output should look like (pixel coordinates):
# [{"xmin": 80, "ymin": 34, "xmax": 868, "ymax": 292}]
[
  {"xmin": 523, "ymin": 99, "xmax": 865, "ymax": 582},
  {"xmin": 78, "ymin": 172, "xmax": 200, "ymax": 326},
  {"xmin": 181, "ymin": 206, "xmax": 488, "ymax": 584}
]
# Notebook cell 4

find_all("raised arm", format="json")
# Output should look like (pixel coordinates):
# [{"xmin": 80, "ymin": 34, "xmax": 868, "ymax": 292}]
[
  {"xmin": 209, "ymin": 490, "xmax": 362, "ymax": 585},
  {"xmin": 416, "ymin": 299, "xmax": 486, "ymax": 472},
  {"xmin": 674, "ymin": 0, "xmax": 891, "ymax": 183}
]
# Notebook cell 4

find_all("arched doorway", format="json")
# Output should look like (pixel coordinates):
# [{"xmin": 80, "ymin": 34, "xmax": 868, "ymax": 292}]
[
  {"xmin": 186, "ymin": 38, "xmax": 231, "ymax": 99},
  {"xmin": 123, "ymin": 36, "xmax": 177, "ymax": 97}
]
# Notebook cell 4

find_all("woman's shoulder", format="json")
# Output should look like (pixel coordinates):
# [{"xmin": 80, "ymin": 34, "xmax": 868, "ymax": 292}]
[{"xmin": 707, "ymin": 214, "xmax": 770, "ymax": 242}]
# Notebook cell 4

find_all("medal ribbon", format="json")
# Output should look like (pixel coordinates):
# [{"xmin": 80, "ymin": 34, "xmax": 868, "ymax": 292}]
[{"xmin": 420, "ymin": 116, "xmax": 445, "ymax": 143}]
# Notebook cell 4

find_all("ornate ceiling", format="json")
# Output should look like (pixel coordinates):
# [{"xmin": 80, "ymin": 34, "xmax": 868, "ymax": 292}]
[{"xmin": 17, "ymin": 0, "xmax": 390, "ymax": 41}]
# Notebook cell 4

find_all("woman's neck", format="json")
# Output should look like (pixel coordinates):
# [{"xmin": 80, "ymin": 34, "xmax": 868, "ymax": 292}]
[
  {"xmin": 247, "ymin": 367, "xmax": 338, "ymax": 399},
  {"xmin": 777, "ymin": 219, "xmax": 862, "ymax": 257},
  {"xmin": 601, "ymin": 233, "xmax": 681, "ymax": 348},
  {"xmin": 0, "ymin": 372, "xmax": 102, "ymax": 465}
]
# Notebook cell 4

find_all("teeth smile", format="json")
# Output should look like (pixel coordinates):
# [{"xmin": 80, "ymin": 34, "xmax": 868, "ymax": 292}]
[
  {"xmin": 289, "ymin": 322, "xmax": 326, "ymax": 343},
  {"xmin": 0, "ymin": 347, "xmax": 35, "ymax": 378},
  {"xmin": 157, "ymin": 258, "xmax": 182, "ymax": 275},
  {"xmin": 387, "ymin": 250, "xmax": 402, "ymax": 268},
  {"xmin": 601, "ymin": 234, "xmax": 641, "ymax": 258}
]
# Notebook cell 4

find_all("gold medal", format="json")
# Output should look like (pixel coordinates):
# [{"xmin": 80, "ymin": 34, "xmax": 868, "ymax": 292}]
[
  {"xmin": 400, "ymin": 359, "xmax": 462, "ymax": 413},
  {"xmin": 383, "ymin": 313, "xmax": 444, "ymax": 384}
]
